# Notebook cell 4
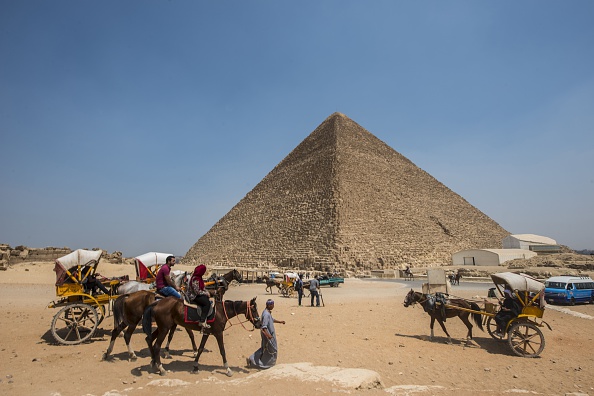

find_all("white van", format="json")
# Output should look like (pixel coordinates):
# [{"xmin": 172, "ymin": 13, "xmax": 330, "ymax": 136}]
[{"xmin": 544, "ymin": 276, "xmax": 594, "ymax": 305}]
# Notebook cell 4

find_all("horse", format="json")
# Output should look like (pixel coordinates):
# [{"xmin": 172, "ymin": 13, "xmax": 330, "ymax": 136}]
[
  {"xmin": 205, "ymin": 269, "xmax": 243, "ymax": 299},
  {"xmin": 103, "ymin": 271, "xmax": 192, "ymax": 360},
  {"xmin": 403, "ymin": 269, "xmax": 414, "ymax": 281},
  {"xmin": 403, "ymin": 289, "xmax": 483, "ymax": 345},
  {"xmin": 261, "ymin": 275, "xmax": 281, "ymax": 294},
  {"xmin": 117, "ymin": 270, "xmax": 188, "ymax": 295},
  {"xmin": 102, "ymin": 290, "xmax": 199, "ymax": 361},
  {"xmin": 142, "ymin": 296, "xmax": 261, "ymax": 376},
  {"xmin": 103, "ymin": 269, "xmax": 239, "ymax": 361},
  {"xmin": 448, "ymin": 273, "xmax": 462, "ymax": 286}
]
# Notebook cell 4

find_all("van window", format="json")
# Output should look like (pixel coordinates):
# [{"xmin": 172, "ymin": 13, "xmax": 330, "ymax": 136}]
[
  {"xmin": 567, "ymin": 284, "xmax": 573, "ymax": 290},
  {"xmin": 545, "ymin": 282, "xmax": 566, "ymax": 289}
]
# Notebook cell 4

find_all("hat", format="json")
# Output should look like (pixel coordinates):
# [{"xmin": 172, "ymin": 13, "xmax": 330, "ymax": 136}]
[{"xmin": 266, "ymin": 299, "xmax": 274, "ymax": 306}]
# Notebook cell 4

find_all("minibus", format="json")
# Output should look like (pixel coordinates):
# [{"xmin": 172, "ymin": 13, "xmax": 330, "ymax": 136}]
[{"xmin": 544, "ymin": 276, "xmax": 594, "ymax": 305}]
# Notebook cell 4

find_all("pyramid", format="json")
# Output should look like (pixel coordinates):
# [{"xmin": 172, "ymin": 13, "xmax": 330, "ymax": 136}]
[{"xmin": 184, "ymin": 113, "xmax": 509, "ymax": 271}]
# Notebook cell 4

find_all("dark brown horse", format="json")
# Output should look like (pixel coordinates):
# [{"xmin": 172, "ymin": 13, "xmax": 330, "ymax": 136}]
[
  {"xmin": 261, "ymin": 275, "xmax": 281, "ymax": 294},
  {"xmin": 403, "ymin": 289, "xmax": 483, "ymax": 345},
  {"xmin": 142, "ymin": 296, "xmax": 261, "ymax": 376},
  {"xmin": 102, "ymin": 290, "xmax": 198, "ymax": 361}
]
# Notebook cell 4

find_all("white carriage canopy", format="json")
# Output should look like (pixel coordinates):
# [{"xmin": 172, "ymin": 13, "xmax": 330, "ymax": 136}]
[
  {"xmin": 54, "ymin": 249, "xmax": 103, "ymax": 286},
  {"xmin": 490, "ymin": 272, "xmax": 545, "ymax": 293},
  {"xmin": 134, "ymin": 252, "xmax": 173, "ymax": 280}
]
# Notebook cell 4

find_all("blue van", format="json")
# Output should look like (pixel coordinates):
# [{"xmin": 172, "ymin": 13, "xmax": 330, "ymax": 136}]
[{"xmin": 544, "ymin": 276, "xmax": 594, "ymax": 305}]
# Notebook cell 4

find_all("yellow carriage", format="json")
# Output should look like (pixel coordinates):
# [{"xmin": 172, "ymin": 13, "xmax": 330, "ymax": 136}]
[{"xmin": 47, "ymin": 249, "xmax": 124, "ymax": 345}]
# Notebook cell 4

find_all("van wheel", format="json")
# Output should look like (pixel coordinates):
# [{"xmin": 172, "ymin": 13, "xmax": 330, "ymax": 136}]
[{"xmin": 570, "ymin": 298, "xmax": 575, "ymax": 306}]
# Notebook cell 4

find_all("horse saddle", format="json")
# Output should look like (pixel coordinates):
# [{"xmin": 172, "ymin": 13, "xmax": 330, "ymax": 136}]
[
  {"xmin": 424, "ymin": 293, "xmax": 448, "ymax": 321},
  {"xmin": 183, "ymin": 300, "xmax": 216, "ymax": 324}
]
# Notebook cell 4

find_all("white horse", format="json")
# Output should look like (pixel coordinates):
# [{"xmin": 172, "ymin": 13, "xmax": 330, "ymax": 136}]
[{"xmin": 117, "ymin": 270, "xmax": 187, "ymax": 295}]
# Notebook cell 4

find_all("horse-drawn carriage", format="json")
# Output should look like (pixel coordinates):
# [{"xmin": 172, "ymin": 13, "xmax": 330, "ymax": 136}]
[
  {"xmin": 404, "ymin": 272, "xmax": 551, "ymax": 358},
  {"xmin": 47, "ymin": 249, "xmax": 125, "ymax": 345}
]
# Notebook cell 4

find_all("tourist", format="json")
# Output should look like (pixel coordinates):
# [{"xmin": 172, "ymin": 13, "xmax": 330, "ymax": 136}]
[
  {"xmin": 155, "ymin": 256, "xmax": 181, "ymax": 298},
  {"xmin": 186, "ymin": 264, "xmax": 211, "ymax": 328}
]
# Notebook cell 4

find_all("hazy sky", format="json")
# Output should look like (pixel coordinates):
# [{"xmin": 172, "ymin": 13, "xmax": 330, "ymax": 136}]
[{"xmin": 1, "ymin": 1, "xmax": 593, "ymax": 257}]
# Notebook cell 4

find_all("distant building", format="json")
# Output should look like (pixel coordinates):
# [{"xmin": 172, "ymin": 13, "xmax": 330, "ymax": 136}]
[
  {"xmin": 502, "ymin": 234, "xmax": 561, "ymax": 254},
  {"xmin": 452, "ymin": 249, "xmax": 537, "ymax": 266}
]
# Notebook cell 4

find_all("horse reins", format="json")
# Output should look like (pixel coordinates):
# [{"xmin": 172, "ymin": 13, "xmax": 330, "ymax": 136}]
[{"xmin": 221, "ymin": 299, "xmax": 257, "ymax": 331}]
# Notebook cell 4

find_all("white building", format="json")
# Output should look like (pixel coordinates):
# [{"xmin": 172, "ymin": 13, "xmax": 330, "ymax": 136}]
[
  {"xmin": 502, "ymin": 234, "xmax": 561, "ymax": 253},
  {"xmin": 502, "ymin": 234, "xmax": 557, "ymax": 249},
  {"xmin": 452, "ymin": 249, "xmax": 537, "ymax": 266}
]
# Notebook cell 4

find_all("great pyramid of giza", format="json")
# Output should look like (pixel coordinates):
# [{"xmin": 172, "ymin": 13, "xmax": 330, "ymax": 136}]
[{"xmin": 184, "ymin": 113, "xmax": 509, "ymax": 271}]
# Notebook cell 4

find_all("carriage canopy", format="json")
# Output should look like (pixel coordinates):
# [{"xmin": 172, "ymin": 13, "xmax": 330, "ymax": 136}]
[
  {"xmin": 54, "ymin": 249, "xmax": 103, "ymax": 286},
  {"xmin": 134, "ymin": 252, "xmax": 173, "ymax": 280},
  {"xmin": 490, "ymin": 272, "xmax": 545, "ymax": 293}
]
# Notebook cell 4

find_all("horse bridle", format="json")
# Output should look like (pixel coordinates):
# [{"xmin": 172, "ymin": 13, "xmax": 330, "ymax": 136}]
[
  {"xmin": 222, "ymin": 299, "xmax": 259, "ymax": 331},
  {"xmin": 404, "ymin": 291, "xmax": 428, "ymax": 307}
]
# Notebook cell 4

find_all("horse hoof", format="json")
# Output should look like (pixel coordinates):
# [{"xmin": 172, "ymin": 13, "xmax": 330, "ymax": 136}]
[
  {"xmin": 101, "ymin": 353, "xmax": 109, "ymax": 361},
  {"xmin": 191, "ymin": 367, "xmax": 199, "ymax": 374},
  {"xmin": 226, "ymin": 368, "xmax": 233, "ymax": 377},
  {"xmin": 129, "ymin": 354, "xmax": 138, "ymax": 361},
  {"xmin": 163, "ymin": 354, "xmax": 172, "ymax": 360}
]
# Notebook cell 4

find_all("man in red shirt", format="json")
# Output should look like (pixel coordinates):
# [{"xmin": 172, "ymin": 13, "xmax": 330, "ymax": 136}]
[{"xmin": 155, "ymin": 256, "xmax": 181, "ymax": 298}]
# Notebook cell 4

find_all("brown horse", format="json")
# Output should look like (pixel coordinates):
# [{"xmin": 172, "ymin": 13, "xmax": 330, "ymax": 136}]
[
  {"xmin": 403, "ymin": 289, "xmax": 483, "ymax": 345},
  {"xmin": 142, "ymin": 296, "xmax": 261, "ymax": 376},
  {"xmin": 103, "ymin": 269, "xmax": 242, "ymax": 361},
  {"xmin": 262, "ymin": 275, "xmax": 281, "ymax": 294},
  {"xmin": 102, "ymin": 290, "xmax": 198, "ymax": 361}
]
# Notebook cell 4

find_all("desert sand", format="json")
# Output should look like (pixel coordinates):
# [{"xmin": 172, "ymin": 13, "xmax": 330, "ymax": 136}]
[{"xmin": 0, "ymin": 261, "xmax": 593, "ymax": 396}]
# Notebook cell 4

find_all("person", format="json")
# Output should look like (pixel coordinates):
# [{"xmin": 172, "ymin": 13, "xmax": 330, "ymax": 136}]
[
  {"xmin": 247, "ymin": 299, "xmax": 285, "ymax": 369},
  {"xmin": 494, "ymin": 288, "xmax": 522, "ymax": 336},
  {"xmin": 186, "ymin": 264, "xmax": 211, "ymax": 329},
  {"xmin": 294, "ymin": 274, "xmax": 304, "ymax": 306},
  {"xmin": 155, "ymin": 256, "xmax": 181, "ymax": 299},
  {"xmin": 84, "ymin": 272, "xmax": 110, "ymax": 295},
  {"xmin": 309, "ymin": 275, "xmax": 320, "ymax": 307}
]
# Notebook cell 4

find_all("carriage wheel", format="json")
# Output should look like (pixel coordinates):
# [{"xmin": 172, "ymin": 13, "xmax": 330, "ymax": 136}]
[
  {"xmin": 485, "ymin": 317, "xmax": 505, "ymax": 342},
  {"xmin": 51, "ymin": 303, "xmax": 99, "ymax": 345},
  {"xmin": 507, "ymin": 322, "xmax": 545, "ymax": 358},
  {"xmin": 287, "ymin": 286, "xmax": 295, "ymax": 298}
]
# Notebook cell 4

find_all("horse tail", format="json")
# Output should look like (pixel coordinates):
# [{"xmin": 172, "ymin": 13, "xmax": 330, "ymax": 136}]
[
  {"xmin": 142, "ymin": 302, "xmax": 156, "ymax": 341},
  {"xmin": 470, "ymin": 302, "xmax": 484, "ymax": 331},
  {"xmin": 112, "ymin": 294, "xmax": 129, "ymax": 328}
]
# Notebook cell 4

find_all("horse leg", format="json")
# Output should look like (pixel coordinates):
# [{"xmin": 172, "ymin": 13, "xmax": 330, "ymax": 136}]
[
  {"xmin": 123, "ymin": 323, "xmax": 139, "ymax": 360},
  {"xmin": 459, "ymin": 313, "xmax": 478, "ymax": 346},
  {"xmin": 192, "ymin": 333, "xmax": 210, "ymax": 374},
  {"xmin": 435, "ymin": 318, "xmax": 453, "ymax": 344},
  {"xmin": 429, "ymin": 316, "xmax": 436, "ymax": 340},
  {"xmin": 185, "ymin": 327, "xmax": 198, "ymax": 357},
  {"xmin": 103, "ymin": 322, "xmax": 127, "ymax": 360},
  {"xmin": 163, "ymin": 324, "xmax": 176, "ymax": 359},
  {"xmin": 213, "ymin": 331, "xmax": 232, "ymax": 377},
  {"xmin": 153, "ymin": 328, "xmax": 169, "ymax": 376}
]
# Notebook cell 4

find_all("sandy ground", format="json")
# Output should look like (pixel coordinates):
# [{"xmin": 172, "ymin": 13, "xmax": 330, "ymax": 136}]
[{"xmin": 1, "ymin": 261, "xmax": 593, "ymax": 396}]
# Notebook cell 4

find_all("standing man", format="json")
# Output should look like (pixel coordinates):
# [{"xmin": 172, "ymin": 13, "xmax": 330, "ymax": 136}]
[
  {"xmin": 294, "ymin": 274, "xmax": 304, "ymax": 306},
  {"xmin": 155, "ymin": 256, "xmax": 181, "ymax": 298},
  {"xmin": 309, "ymin": 275, "xmax": 320, "ymax": 307},
  {"xmin": 247, "ymin": 299, "xmax": 285, "ymax": 369}
]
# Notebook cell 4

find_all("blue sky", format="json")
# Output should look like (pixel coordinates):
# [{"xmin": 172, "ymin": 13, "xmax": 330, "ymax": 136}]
[{"xmin": 1, "ymin": 1, "xmax": 593, "ymax": 257}]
